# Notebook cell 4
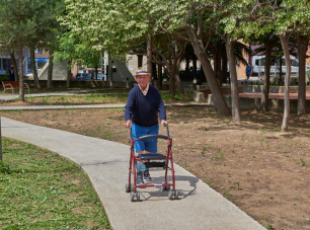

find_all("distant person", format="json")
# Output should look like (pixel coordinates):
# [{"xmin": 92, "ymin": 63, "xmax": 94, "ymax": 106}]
[
  {"xmin": 9, "ymin": 65, "xmax": 15, "ymax": 81},
  {"xmin": 71, "ymin": 74, "xmax": 75, "ymax": 81},
  {"xmin": 245, "ymin": 64, "xmax": 252, "ymax": 80}
]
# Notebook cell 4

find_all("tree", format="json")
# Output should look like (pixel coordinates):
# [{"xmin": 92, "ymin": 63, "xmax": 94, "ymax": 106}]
[
  {"xmin": 152, "ymin": 34, "xmax": 186, "ymax": 96},
  {"xmin": 247, "ymin": 0, "xmax": 310, "ymax": 130},
  {"xmin": 0, "ymin": 0, "xmax": 58, "ymax": 100},
  {"xmin": 54, "ymin": 32, "xmax": 102, "ymax": 87}
]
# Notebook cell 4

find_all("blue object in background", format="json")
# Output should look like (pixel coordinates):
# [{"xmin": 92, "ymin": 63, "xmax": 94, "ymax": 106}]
[{"xmin": 27, "ymin": 58, "xmax": 49, "ymax": 63}]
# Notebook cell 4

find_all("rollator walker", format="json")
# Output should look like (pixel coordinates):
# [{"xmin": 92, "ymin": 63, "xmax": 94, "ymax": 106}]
[{"xmin": 125, "ymin": 124, "xmax": 178, "ymax": 201}]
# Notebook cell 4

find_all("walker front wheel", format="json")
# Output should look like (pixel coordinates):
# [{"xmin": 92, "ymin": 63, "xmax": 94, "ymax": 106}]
[
  {"xmin": 136, "ymin": 191, "xmax": 140, "ymax": 201},
  {"xmin": 130, "ymin": 191, "xmax": 140, "ymax": 201},
  {"xmin": 168, "ymin": 190, "xmax": 173, "ymax": 200},
  {"xmin": 130, "ymin": 192, "xmax": 135, "ymax": 201},
  {"xmin": 168, "ymin": 190, "xmax": 178, "ymax": 200}
]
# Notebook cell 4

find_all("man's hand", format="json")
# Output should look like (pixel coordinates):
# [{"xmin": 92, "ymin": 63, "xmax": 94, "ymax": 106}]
[
  {"xmin": 161, "ymin": 120, "xmax": 168, "ymax": 126},
  {"xmin": 126, "ymin": 120, "xmax": 132, "ymax": 128}
]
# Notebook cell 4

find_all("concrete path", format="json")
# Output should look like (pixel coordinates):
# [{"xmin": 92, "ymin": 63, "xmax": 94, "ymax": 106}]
[{"xmin": 1, "ymin": 117, "xmax": 264, "ymax": 230}]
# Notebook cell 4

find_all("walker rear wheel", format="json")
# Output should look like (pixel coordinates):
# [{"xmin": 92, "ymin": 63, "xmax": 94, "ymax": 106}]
[
  {"xmin": 125, "ymin": 183, "xmax": 132, "ymax": 193},
  {"xmin": 160, "ymin": 182, "xmax": 170, "ymax": 191}
]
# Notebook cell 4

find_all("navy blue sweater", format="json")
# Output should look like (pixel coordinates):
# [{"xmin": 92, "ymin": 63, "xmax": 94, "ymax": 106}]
[{"xmin": 124, "ymin": 85, "xmax": 166, "ymax": 127}]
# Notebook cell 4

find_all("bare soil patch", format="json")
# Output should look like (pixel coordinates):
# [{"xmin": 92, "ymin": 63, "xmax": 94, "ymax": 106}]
[{"xmin": 2, "ymin": 106, "xmax": 310, "ymax": 229}]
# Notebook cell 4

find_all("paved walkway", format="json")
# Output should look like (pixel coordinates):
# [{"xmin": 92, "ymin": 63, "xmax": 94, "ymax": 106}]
[{"xmin": 1, "ymin": 117, "xmax": 264, "ymax": 230}]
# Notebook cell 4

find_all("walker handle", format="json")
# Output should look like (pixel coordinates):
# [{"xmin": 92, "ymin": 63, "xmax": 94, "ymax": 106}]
[
  {"xmin": 164, "ymin": 123, "xmax": 170, "ymax": 138},
  {"xmin": 129, "ymin": 124, "xmax": 133, "ymax": 142}
]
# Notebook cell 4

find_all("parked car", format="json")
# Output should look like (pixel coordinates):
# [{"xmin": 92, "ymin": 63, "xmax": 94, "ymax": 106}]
[
  {"xmin": 96, "ymin": 73, "xmax": 105, "ymax": 81},
  {"xmin": 75, "ymin": 73, "xmax": 92, "ymax": 81},
  {"xmin": 252, "ymin": 55, "xmax": 310, "ymax": 76}
]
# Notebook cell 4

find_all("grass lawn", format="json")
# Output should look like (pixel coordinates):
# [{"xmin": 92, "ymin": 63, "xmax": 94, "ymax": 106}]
[
  {"xmin": 2, "ymin": 106, "xmax": 310, "ymax": 229},
  {"xmin": 0, "ymin": 138, "xmax": 110, "ymax": 230},
  {"xmin": 2, "ymin": 91, "xmax": 193, "ymax": 106}
]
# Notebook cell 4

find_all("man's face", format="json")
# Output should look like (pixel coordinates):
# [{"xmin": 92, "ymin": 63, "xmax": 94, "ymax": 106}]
[{"xmin": 136, "ymin": 74, "xmax": 149, "ymax": 89}]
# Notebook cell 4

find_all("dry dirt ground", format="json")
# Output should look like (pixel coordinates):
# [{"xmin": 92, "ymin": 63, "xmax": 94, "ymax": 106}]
[{"xmin": 1, "ymin": 106, "xmax": 310, "ymax": 229}]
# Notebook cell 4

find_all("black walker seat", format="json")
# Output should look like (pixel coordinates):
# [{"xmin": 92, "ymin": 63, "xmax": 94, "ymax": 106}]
[{"xmin": 138, "ymin": 153, "xmax": 165, "ymax": 160}]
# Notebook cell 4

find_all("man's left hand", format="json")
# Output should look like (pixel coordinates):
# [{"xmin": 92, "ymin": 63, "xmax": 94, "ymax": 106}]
[{"xmin": 161, "ymin": 120, "xmax": 168, "ymax": 126}]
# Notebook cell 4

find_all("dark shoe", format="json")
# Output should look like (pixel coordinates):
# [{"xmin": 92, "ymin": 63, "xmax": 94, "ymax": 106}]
[
  {"xmin": 136, "ymin": 171, "xmax": 144, "ymax": 186},
  {"xmin": 144, "ymin": 169, "xmax": 152, "ymax": 182}
]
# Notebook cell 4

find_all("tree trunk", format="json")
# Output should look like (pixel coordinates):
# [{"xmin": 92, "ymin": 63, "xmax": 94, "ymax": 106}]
[
  {"xmin": 260, "ymin": 42, "xmax": 272, "ymax": 111},
  {"xmin": 186, "ymin": 27, "xmax": 230, "ymax": 115},
  {"xmin": 9, "ymin": 52, "xmax": 19, "ymax": 81},
  {"xmin": 30, "ymin": 48, "xmax": 40, "ymax": 89},
  {"xmin": 193, "ymin": 53, "xmax": 197, "ymax": 80},
  {"xmin": 175, "ymin": 68, "xmax": 184, "ymax": 94},
  {"xmin": 152, "ymin": 62, "xmax": 157, "ymax": 80},
  {"xmin": 47, "ymin": 50, "xmax": 54, "ymax": 89},
  {"xmin": 174, "ymin": 43, "xmax": 185, "ymax": 94},
  {"xmin": 297, "ymin": 34, "xmax": 309, "ymax": 115},
  {"xmin": 147, "ymin": 34, "xmax": 153, "ymax": 85},
  {"xmin": 66, "ymin": 60, "xmax": 71, "ymax": 88},
  {"xmin": 137, "ymin": 55, "xmax": 143, "ymax": 67},
  {"xmin": 280, "ymin": 33, "xmax": 291, "ymax": 132},
  {"xmin": 279, "ymin": 58, "xmax": 283, "ymax": 84},
  {"xmin": 214, "ymin": 40, "xmax": 223, "ymax": 86},
  {"xmin": 169, "ymin": 68, "xmax": 175, "ymax": 97},
  {"xmin": 221, "ymin": 44, "xmax": 227, "ymax": 84},
  {"xmin": 18, "ymin": 40, "xmax": 24, "ymax": 101},
  {"xmin": 226, "ymin": 34, "xmax": 241, "ymax": 121},
  {"xmin": 158, "ymin": 64, "xmax": 162, "ymax": 90}
]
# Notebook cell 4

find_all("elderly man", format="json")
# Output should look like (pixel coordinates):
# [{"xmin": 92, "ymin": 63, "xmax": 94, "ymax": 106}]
[{"xmin": 125, "ymin": 67, "xmax": 167, "ymax": 185}]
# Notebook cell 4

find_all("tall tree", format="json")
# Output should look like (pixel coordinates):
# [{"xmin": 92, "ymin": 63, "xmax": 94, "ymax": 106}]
[
  {"xmin": 296, "ymin": 33, "xmax": 310, "ymax": 115},
  {"xmin": 0, "ymin": 0, "xmax": 58, "ymax": 100}
]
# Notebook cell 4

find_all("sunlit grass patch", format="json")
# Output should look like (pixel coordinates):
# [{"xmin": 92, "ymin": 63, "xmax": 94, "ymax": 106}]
[{"xmin": 0, "ymin": 138, "xmax": 110, "ymax": 230}]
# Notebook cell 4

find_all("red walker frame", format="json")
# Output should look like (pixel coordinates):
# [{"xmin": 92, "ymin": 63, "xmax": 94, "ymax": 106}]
[{"xmin": 125, "ymin": 125, "xmax": 178, "ymax": 201}]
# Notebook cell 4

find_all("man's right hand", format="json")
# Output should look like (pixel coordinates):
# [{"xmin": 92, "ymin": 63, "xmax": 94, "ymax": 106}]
[{"xmin": 125, "ymin": 120, "xmax": 132, "ymax": 128}]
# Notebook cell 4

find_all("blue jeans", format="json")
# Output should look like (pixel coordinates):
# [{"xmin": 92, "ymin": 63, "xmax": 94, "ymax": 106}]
[{"xmin": 132, "ymin": 123, "xmax": 159, "ymax": 153}]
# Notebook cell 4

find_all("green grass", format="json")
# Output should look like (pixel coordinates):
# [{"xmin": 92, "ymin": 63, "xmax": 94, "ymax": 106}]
[
  {"xmin": 160, "ymin": 92, "xmax": 193, "ymax": 102},
  {"xmin": 0, "ymin": 138, "xmax": 110, "ymax": 230}
]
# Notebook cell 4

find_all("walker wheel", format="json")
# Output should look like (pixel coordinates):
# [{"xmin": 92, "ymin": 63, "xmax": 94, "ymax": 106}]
[
  {"xmin": 136, "ymin": 191, "xmax": 140, "ymax": 201},
  {"xmin": 161, "ymin": 186, "xmax": 170, "ymax": 191},
  {"xmin": 168, "ymin": 190, "xmax": 178, "ymax": 200},
  {"xmin": 160, "ymin": 182, "xmax": 170, "ymax": 191},
  {"xmin": 125, "ymin": 183, "xmax": 132, "ymax": 193},
  {"xmin": 130, "ymin": 192, "xmax": 136, "ymax": 202},
  {"xmin": 130, "ymin": 191, "xmax": 140, "ymax": 201},
  {"xmin": 168, "ymin": 190, "xmax": 173, "ymax": 200},
  {"xmin": 174, "ymin": 190, "xmax": 179, "ymax": 199}
]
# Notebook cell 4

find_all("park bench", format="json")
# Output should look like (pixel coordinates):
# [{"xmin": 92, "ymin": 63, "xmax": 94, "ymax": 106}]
[{"xmin": 2, "ymin": 81, "xmax": 30, "ymax": 95}]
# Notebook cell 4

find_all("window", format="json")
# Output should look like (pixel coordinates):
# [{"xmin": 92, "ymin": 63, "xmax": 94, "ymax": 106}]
[
  {"xmin": 35, "ymin": 48, "xmax": 42, "ymax": 54},
  {"xmin": 291, "ymin": 60, "xmax": 299, "ymax": 67},
  {"xmin": 255, "ymin": 59, "xmax": 265, "ymax": 66}
]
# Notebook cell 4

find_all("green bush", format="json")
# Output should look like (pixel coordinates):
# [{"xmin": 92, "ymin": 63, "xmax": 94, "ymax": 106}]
[{"xmin": 0, "ymin": 75, "xmax": 9, "ymax": 81}]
